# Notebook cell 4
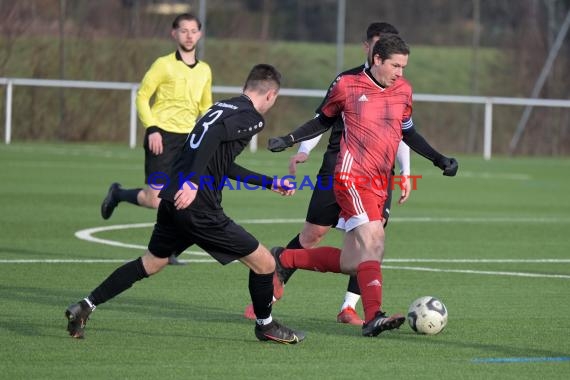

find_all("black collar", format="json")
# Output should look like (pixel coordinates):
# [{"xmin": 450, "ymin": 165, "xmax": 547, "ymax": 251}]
[
  {"xmin": 365, "ymin": 68, "xmax": 386, "ymax": 90},
  {"xmin": 240, "ymin": 94, "xmax": 253, "ymax": 104},
  {"xmin": 175, "ymin": 50, "xmax": 199, "ymax": 68}
]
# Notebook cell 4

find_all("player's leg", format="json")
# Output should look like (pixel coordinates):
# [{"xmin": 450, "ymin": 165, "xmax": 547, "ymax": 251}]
[
  {"xmin": 337, "ymin": 274, "xmax": 364, "ymax": 325},
  {"xmin": 242, "ymin": 246, "xmax": 305, "ymax": 344},
  {"xmin": 194, "ymin": 215, "xmax": 304, "ymax": 344},
  {"xmin": 338, "ymin": 175, "xmax": 395, "ymax": 325},
  {"xmin": 100, "ymin": 182, "xmax": 143, "ymax": 219},
  {"xmin": 304, "ymin": 176, "xmax": 365, "ymax": 324},
  {"xmin": 100, "ymin": 130, "xmax": 183, "ymax": 217},
  {"xmin": 244, "ymin": 177, "xmax": 337, "ymax": 320},
  {"xmin": 66, "ymin": 201, "xmax": 186, "ymax": 338},
  {"xmin": 283, "ymin": 178, "xmax": 338, "ymax": 280},
  {"xmin": 341, "ymin": 221, "xmax": 402, "ymax": 337},
  {"xmin": 65, "ymin": 252, "xmax": 173, "ymax": 339},
  {"xmin": 297, "ymin": 223, "xmax": 331, "ymax": 249},
  {"xmin": 335, "ymin": 186, "xmax": 404, "ymax": 336}
]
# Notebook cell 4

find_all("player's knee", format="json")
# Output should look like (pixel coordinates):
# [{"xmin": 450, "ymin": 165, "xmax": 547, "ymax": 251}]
[
  {"xmin": 141, "ymin": 251, "xmax": 168, "ymax": 275},
  {"xmin": 299, "ymin": 225, "xmax": 329, "ymax": 248},
  {"xmin": 241, "ymin": 247, "xmax": 275, "ymax": 274},
  {"xmin": 150, "ymin": 196, "xmax": 161, "ymax": 209},
  {"xmin": 141, "ymin": 188, "xmax": 161, "ymax": 209}
]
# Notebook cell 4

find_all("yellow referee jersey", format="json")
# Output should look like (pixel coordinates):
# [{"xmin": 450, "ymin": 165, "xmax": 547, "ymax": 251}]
[{"xmin": 136, "ymin": 51, "xmax": 213, "ymax": 134}]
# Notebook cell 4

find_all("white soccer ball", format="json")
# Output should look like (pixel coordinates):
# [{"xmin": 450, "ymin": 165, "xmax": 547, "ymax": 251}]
[{"xmin": 407, "ymin": 296, "xmax": 448, "ymax": 335}]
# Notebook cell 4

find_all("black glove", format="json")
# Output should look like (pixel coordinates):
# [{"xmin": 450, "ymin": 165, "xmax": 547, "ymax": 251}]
[
  {"xmin": 267, "ymin": 135, "xmax": 294, "ymax": 152},
  {"xmin": 434, "ymin": 156, "xmax": 459, "ymax": 176}
]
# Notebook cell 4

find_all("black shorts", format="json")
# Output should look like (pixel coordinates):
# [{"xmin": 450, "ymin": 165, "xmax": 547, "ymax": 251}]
[
  {"xmin": 148, "ymin": 201, "xmax": 260, "ymax": 264},
  {"xmin": 305, "ymin": 174, "xmax": 393, "ymax": 227},
  {"xmin": 144, "ymin": 129, "xmax": 188, "ymax": 185}
]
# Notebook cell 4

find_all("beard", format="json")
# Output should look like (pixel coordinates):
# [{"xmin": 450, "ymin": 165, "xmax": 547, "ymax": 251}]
[{"xmin": 179, "ymin": 44, "xmax": 196, "ymax": 53}]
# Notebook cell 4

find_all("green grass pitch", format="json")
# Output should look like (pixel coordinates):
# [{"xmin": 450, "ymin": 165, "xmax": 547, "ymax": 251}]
[{"xmin": 0, "ymin": 143, "xmax": 569, "ymax": 379}]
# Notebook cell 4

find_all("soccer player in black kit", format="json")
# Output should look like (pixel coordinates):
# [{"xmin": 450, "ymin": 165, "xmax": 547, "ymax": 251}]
[{"xmin": 65, "ymin": 64, "xmax": 305, "ymax": 344}]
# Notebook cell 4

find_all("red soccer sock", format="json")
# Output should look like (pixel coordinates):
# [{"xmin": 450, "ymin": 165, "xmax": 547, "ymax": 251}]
[
  {"xmin": 356, "ymin": 261, "xmax": 383, "ymax": 323},
  {"xmin": 280, "ymin": 247, "xmax": 342, "ymax": 273}
]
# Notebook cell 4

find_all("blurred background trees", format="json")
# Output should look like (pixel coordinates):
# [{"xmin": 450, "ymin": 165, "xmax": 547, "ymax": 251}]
[{"xmin": 0, "ymin": 0, "xmax": 568, "ymax": 155}]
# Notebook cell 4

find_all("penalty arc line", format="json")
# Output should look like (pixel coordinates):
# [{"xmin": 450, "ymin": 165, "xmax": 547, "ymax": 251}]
[{"xmin": 62, "ymin": 220, "xmax": 570, "ymax": 279}]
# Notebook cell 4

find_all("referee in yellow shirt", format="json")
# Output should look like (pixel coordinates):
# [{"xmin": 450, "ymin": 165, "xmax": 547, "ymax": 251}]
[{"xmin": 101, "ymin": 13, "xmax": 212, "ymax": 264}]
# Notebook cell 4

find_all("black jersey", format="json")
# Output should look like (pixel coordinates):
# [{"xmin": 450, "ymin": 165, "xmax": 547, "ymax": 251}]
[
  {"xmin": 315, "ymin": 64, "xmax": 365, "ymax": 177},
  {"xmin": 159, "ymin": 95, "xmax": 273, "ymax": 212}
]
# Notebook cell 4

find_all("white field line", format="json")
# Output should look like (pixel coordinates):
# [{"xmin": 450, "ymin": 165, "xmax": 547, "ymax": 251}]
[
  {"xmin": 2, "ymin": 259, "xmax": 569, "ymax": 264},
  {"xmin": 455, "ymin": 171, "xmax": 531, "ymax": 180},
  {"xmin": 74, "ymin": 217, "xmax": 570, "ymax": 252},
  {"xmin": 1, "ymin": 260, "xmax": 568, "ymax": 280},
  {"xmin": 383, "ymin": 265, "xmax": 570, "ymax": 279},
  {"xmin": 5, "ymin": 218, "xmax": 567, "ymax": 281}
]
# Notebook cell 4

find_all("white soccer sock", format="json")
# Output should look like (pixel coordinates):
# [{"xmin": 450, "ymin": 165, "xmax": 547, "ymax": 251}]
[
  {"xmin": 256, "ymin": 315, "xmax": 273, "ymax": 326},
  {"xmin": 340, "ymin": 292, "xmax": 361, "ymax": 311},
  {"xmin": 83, "ymin": 297, "xmax": 96, "ymax": 311}
]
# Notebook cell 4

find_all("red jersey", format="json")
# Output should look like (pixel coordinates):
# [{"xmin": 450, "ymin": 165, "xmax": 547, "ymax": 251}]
[{"xmin": 321, "ymin": 70, "xmax": 413, "ymax": 197}]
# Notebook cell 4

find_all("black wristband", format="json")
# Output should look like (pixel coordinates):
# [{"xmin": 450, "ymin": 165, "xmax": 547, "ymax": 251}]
[{"xmin": 146, "ymin": 126, "xmax": 161, "ymax": 134}]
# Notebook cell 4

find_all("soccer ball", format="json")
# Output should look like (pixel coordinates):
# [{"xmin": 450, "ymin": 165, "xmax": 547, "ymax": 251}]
[{"xmin": 407, "ymin": 296, "xmax": 448, "ymax": 335}]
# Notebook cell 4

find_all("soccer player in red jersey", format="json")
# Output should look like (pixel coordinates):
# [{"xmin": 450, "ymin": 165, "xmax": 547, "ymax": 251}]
[
  {"xmin": 243, "ymin": 22, "xmax": 409, "ymax": 326},
  {"xmin": 268, "ymin": 34, "xmax": 458, "ymax": 337}
]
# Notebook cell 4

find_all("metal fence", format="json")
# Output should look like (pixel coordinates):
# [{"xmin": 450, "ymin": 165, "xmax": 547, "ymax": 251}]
[{"xmin": 2, "ymin": 77, "xmax": 570, "ymax": 160}]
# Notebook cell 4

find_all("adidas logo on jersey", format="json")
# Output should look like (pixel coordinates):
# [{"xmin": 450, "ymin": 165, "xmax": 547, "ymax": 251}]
[{"xmin": 358, "ymin": 94, "xmax": 368, "ymax": 102}]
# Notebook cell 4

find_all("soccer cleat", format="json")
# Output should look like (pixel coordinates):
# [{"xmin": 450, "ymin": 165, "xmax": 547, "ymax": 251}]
[
  {"xmin": 337, "ymin": 306, "xmax": 364, "ymax": 326},
  {"xmin": 100, "ymin": 182, "xmax": 121, "ymax": 220},
  {"xmin": 272, "ymin": 272, "xmax": 284, "ymax": 300},
  {"xmin": 269, "ymin": 247, "xmax": 295, "ymax": 299},
  {"xmin": 65, "ymin": 300, "xmax": 93, "ymax": 339},
  {"xmin": 243, "ymin": 298, "xmax": 279, "ymax": 320},
  {"xmin": 255, "ymin": 320, "xmax": 305, "ymax": 344},
  {"xmin": 244, "ymin": 303, "xmax": 257, "ymax": 320},
  {"xmin": 361, "ymin": 311, "xmax": 405, "ymax": 337}
]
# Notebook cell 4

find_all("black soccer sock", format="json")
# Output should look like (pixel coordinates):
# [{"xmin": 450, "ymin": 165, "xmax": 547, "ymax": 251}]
[
  {"xmin": 347, "ymin": 275, "xmax": 361, "ymax": 295},
  {"xmin": 282, "ymin": 234, "xmax": 302, "ymax": 284},
  {"xmin": 116, "ymin": 188, "xmax": 142, "ymax": 205},
  {"xmin": 286, "ymin": 233, "xmax": 303, "ymax": 249},
  {"xmin": 88, "ymin": 257, "xmax": 149, "ymax": 306},
  {"xmin": 249, "ymin": 270, "xmax": 273, "ymax": 320}
]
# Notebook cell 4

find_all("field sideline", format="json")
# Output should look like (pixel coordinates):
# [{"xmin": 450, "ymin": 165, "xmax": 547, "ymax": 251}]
[{"xmin": 1, "ymin": 143, "xmax": 569, "ymax": 379}]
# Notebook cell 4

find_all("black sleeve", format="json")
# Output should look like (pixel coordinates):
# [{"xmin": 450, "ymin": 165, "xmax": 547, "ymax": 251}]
[
  {"xmin": 290, "ymin": 115, "xmax": 336, "ymax": 143},
  {"xmin": 227, "ymin": 163, "xmax": 274, "ymax": 189},
  {"xmin": 146, "ymin": 126, "xmax": 162, "ymax": 134},
  {"xmin": 402, "ymin": 126, "xmax": 446, "ymax": 166}
]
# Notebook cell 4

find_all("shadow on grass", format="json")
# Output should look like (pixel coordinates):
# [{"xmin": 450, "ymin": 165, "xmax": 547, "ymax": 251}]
[
  {"xmin": 0, "ymin": 246, "xmax": 60, "ymax": 257},
  {"xmin": 7, "ymin": 284, "xmax": 565, "ymax": 358},
  {"xmin": 378, "ymin": 330, "xmax": 570, "ymax": 360}
]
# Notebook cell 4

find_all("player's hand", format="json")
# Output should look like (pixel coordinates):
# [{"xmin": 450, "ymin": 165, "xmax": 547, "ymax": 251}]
[
  {"xmin": 268, "ymin": 135, "xmax": 294, "ymax": 152},
  {"xmin": 271, "ymin": 178, "xmax": 296, "ymax": 196},
  {"xmin": 398, "ymin": 175, "xmax": 411, "ymax": 204},
  {"xmin": 174, "ymin": 181, "xmax": 198, "ymax": 210},
  {"xmin": 148, "ymin": 131, "xmax": 163, "ymax": 155},
  {"xmin": 435, "ymin": 156, "xmax": 459, "ymax": 176},
  {"xmin": 289, "ymin": 152, "xmax": 309, "ymax": 175}
]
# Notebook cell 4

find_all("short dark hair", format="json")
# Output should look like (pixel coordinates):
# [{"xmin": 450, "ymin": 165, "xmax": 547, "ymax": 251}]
[
  {"xmin": 243, "ymin": 64, "xmax": 281, "ymax": 93},
  {"xmin": 372, "ymin": 34, "xmax": 410, "ymax": 62},
  {"xmin": 366, "ymin": 22, "xmax": 399, "ymax": 41},
  {"xmin": 172, "ymin": 13, "xmax": 202, "ymax": 30}
]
